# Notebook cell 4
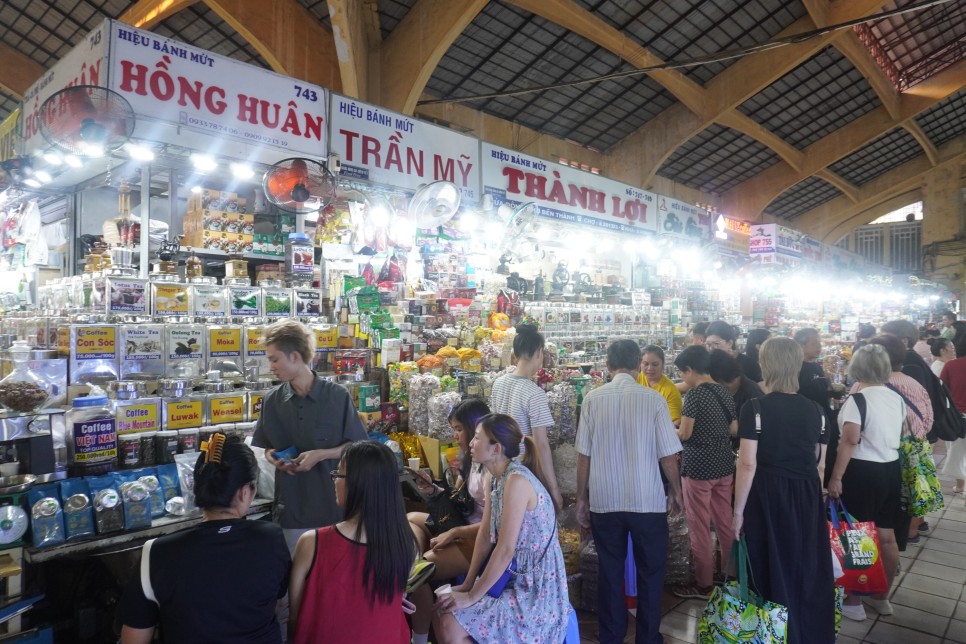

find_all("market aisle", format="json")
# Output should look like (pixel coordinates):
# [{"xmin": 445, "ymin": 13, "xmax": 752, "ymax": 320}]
[{"xmin": 577, "ymin": 444, "xmax": 966, "ymax": 643}]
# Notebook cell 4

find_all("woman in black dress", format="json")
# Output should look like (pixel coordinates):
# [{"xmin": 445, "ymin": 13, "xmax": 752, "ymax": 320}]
[{"xmin": 733, "ymin": 337, "xmax": 835, "ymax": 642}]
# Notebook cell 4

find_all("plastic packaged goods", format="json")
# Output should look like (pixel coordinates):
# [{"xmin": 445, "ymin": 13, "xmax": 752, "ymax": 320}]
[
  {"xmin": 285, "ymin": 232, "xmax": 314, "ymax": 287},
  {"xmin": 154, "ymin": 430, "xmax": 179, "ymax": 464},
  {"xmin": 119, "ymin": 324, "xmax": 165, "ymax": 380},
  {"xmin": 66, "ymin": 393, "xmax": 117, "ymax": 477},
  {"xmin": 428, "ymin": 391, "xmax": 461, "ymax": 440},
  {"xmin": 0, "ymin": 340, "xmax": 50, "ymax": 412},
  {"xmin": 69, "ymin": 324, "xmax": 120, "ymax": 385},
  {"xmin": 407, "ymin": 373, "xmax": 439, "ymax": 435},
  {"xmin": 164, "ymin": 325, "xmax": 206, "ymax": 380}
]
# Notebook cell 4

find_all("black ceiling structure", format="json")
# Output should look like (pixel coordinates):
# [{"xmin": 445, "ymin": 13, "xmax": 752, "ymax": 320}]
[{"xmin": 1, "ymin": 0, "xmax": 965, "ymax": 222}]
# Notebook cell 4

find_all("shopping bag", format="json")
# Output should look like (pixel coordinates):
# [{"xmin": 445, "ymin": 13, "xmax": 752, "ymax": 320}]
[
  {"xmin": 899, "ymin": 434, "xmax": 944, "ymax": 517},
  {"xmin": 697, "ymin": 538, "xmax": 788, "ymax": 644},
  {"xmin": 827, "ymin": 498, "xmax": 888, "ymax": 595}
]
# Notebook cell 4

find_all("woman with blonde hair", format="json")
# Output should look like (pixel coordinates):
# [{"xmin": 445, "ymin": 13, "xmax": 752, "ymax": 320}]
[{"xmin": 733, "ymin": 337, "xmax": 834, "ymax": 641}]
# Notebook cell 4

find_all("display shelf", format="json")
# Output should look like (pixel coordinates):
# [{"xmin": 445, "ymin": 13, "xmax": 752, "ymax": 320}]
[{"xmin": 24, "ymin": 497, "xmax": 272, "ymax": 563}]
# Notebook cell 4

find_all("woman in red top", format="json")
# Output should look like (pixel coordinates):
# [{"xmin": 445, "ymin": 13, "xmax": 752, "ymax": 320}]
[{"xmin": 288, "ymin": 441, "xmax": 415, "ymax": 643}]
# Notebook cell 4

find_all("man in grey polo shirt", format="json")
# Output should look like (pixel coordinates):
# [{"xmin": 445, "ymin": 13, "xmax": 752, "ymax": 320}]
[
  {"xmin": 576, "ymin": 339, "xmax": 683, "ymax": 644},
  {"xmin": 252, "ymin": 319, "xmax": 367, "ymax": 552}
]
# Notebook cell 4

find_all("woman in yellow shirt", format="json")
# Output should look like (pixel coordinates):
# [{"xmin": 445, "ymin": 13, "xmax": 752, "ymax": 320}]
[{"xmin": 637, "ymin": 345, "xmax": 683, "ymax": 426}]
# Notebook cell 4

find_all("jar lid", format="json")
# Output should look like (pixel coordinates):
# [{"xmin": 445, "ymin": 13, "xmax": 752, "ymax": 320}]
[
  {"xmin": 288, "ymin": 232, "xmax": 310, "ymax": 241},
  {"xmin": 73, "ymin": 395, "xmax": 108, "ymax": 407},
  {"xmin": 203, "ymin": 381, "xmax": 233, "ymax": 392},
  {"xmin": 118, "ymin": 433, "xmax": 140, "ymax": 442},
  {"xmin": 178, "ymin": 428, "xmax": 199, "ymax": 435},
  {"xmin": 139, "ymin": 431, "xmax": 157, "ymax": 438},
  {"xmin": 94, "ymin": 489, "xmax": 120, "ymax": 510},
  {"xmin": 156, "ymin": 429, "xmax": 177, "ymax": 436},
  {"xmin": 108, "ymin": 381, "xmax": 147, "ymax": 398},
  {"xmin": 245, "ymin": 378, "xmax": 274, "ymax": 389}
]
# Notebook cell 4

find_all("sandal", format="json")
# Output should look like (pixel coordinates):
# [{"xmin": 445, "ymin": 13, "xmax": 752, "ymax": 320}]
[{"xmin": 672, "ymin": 584, "xmax": 713, "ymax": 599}]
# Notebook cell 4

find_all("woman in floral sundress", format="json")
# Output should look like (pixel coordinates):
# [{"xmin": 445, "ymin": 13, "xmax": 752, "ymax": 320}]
[{"xmin": 433, "ymin": 413, "xmax": 569, "ymax": 643}]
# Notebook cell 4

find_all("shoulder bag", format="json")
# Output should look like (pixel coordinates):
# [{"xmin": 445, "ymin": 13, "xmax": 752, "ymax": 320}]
[{"xmin": 481, "ymin": 522, "xmax": 558, "ymax": 598}]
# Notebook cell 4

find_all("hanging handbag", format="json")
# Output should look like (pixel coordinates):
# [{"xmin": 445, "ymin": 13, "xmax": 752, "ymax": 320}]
[
  {"xmin": 481, "ymin": 523, "xmax": 558, "ymax": 598},
  {"xmin": 424, "ymin": 473, "xmax": 476, "ymax": 537},
  {"xmin": 697, "ymin": 537, "xmax": 789, "ymax": 644}
]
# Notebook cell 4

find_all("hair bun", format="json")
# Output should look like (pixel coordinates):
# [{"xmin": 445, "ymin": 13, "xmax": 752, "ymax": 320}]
[{"xmin": 516, "ymin": 323, "xmax": 539, "ymax": 334}]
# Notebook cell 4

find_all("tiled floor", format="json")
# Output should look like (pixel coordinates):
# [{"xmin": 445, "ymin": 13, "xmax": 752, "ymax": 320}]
[{"xmin": 577, "ymin": 447, "xmax": 966, "ymax": 643}]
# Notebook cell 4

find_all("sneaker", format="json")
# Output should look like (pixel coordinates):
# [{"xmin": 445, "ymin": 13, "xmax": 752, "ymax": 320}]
[
  {"xmin": 406, "ymin": 559, "xmax": 436, "ymax": 594},
  {"xmin": 672, "ymin": 584, "xmax": 713, "ymax": 599},
  {"xmin": 907, "ymin": 534, "xmax": 921, "ymax": 545},
  {"xmin": 841, "ymin": 603, "xmax": 867, "ymax": 621},
  {"xmin": 919, "ymin": 521, "xmax": 931, "ymax": 534},
  {"xmin": 863, "ymin": 597, "xmax": 894, "ymax": 616}
]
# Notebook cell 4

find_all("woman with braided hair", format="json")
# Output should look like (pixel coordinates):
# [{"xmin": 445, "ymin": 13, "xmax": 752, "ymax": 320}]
[{"xmin": 119, "ymin": 433, "xmax": 291, "ymax": 643}]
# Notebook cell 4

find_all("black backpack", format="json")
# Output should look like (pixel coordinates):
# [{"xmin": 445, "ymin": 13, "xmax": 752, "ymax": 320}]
[{"xmin": 929, "ymin": 377, "xmax": 966, "ymax": 442}]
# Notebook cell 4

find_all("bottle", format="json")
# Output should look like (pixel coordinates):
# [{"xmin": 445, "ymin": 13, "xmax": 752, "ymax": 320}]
[
  {"xmin": 0, "ymin": 340, "xmax": 50, "ymax": 413},
  {"xmin": 285, "ymin": 233, "xmax": 314, "ymax": 287},
  {"xmin": 66, "ymin": 392, "xmax": 117, "ymax": 477}
]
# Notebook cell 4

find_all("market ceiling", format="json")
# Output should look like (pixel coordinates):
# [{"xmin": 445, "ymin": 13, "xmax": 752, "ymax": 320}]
[{"xmin": 1, "ymin": 0, "xmax": 965, "ymax": 236}]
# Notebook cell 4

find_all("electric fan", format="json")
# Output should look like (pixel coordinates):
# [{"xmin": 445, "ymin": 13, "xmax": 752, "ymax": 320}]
[
  {"xmin": 262, "ymin": 157, "xmax": 336, "ymax": 214},
  {"xmin": 38, "ymin": 85, "xmax": 135, "ymax": 157},
  {"xmin": 407, "ymin": 181, "xmax": 461, "ymax": 228}
]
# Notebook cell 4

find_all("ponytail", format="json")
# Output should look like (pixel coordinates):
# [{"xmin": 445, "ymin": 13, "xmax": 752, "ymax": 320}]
[{"xmin": 520, "ymin": 436, "xmax": 556, "ymax": 509}]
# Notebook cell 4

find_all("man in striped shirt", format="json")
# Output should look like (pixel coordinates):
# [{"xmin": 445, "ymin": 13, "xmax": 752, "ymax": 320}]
[{"xmin": 576, "ymin": 339, "xmax": 683, "ymax": 644}]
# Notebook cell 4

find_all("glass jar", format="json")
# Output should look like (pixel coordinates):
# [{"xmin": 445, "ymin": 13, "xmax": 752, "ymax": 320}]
[
  {"xmin": 203, "ymin": 380, "xmax": 246, "ymax": 425},
  {"xmin": 159, "ymin": 378, "xmax": 205, "ymax": 431},
  {"xmin": 245, "ymin": 378, "xmax": 273, "ymax": 422},
  {"xmin": 285, "ymin": 232, "xmax": 314, "ymax": 287},
  {"xmin": 0, "ymin": 340, "xmax": 50, "ymax": 413},
  {"xmin": 66, "ymin": 395, "xmax": 117, "ymax": 477}
]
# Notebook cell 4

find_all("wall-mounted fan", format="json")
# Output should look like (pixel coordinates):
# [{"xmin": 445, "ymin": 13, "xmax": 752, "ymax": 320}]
[
  {"xmin": 39, "ymin": 85, "xmax": 135, "ymax": 157},
  {"xmin": 408, "ymin": 181, "xmax": 460, "ymax": 228},
  {"xmin": 496, "ymin": 202, "xmax": 543, "ymax": 273},
  {"xmin": 262, "ymin": 157, "xmax": 336, "ymax": 214}
]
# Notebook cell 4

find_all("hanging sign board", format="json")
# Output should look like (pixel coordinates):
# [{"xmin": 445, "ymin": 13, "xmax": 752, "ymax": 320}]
[
  {"xmin": 655, "ymin": 197, "xmax": 711, "ymax": 242},
  {"xmin": 107, "ymin": 20, "xmax": 327, "ymax": 156},
  {"xmin": 775, "ymin": 225, "xmax": 803, "ymax": 259},
  {"xmin": 20, "ymin": 22, "xmax": 111, "ymax": 156},
  {"xmin": 802, "ymin": 237, "xmax": 824, "ymax": 264},
  {"xmin": 0, "ymin": 109, "xmax": 20, "ymax": 164},
  {"xmin": 749, "ymin": 223, "xmax": 777, "ymax": 264},
  {"xmin": 329, "ymin": 94, "xmax": 480, "ymax": 202},
  {"xmin": 481, "ymin": 143, "xmax": 657, "ymax": 235}
]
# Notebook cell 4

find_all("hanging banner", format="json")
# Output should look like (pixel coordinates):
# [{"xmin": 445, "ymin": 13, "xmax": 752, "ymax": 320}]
[
  {"xmin": 749, "ymin": 223, "xmax": 777, "ymax": 264},
  {"xmin": 802, "ymin": 237, "xmax": 824, "ymax": 264},
  {"xmin": 108, "ymin": 20, "xmax": 327, "ymax": 156},
  {"xmin": 481, "ymin": 143, "xmax": 657, "ymax": 235},
  {"xmin": 329, "ymin": 94, "xmax": 480, "ymax": 202},
  {"xmin": 775, "ymin": 225, "xmax": 803, "ymax": 259},
  {"xmin": 20, "ymin": 22, "xmax": 111, "ymax": 156},
  {"xmin": 0, "ymin": 109, "xmax": 19, "ymax": 163},
  {"xmin": 656, "ymin": 197, "xmax": 711, "ymax": 242}
]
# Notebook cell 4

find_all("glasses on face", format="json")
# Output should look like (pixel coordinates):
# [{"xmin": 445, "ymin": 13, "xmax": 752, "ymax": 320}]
[
  {"xmin": 705, "ymin": 340, "xmax": 726, "ymax": 350},
  {"xmin": 329, "ymin": 470, "xmax": 346, "ymax": 481}
]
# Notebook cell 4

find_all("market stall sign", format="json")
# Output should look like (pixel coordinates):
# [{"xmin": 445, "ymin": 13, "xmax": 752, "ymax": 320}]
[
  {"xmin": 749, "ymin": 223, "xmax": 777, "ymax": 264},
  {"xmin": 329, "ymin": 94, "xmax": 480, "ymax": 202},
  {"xmin": 108, "ymin": 20, "xmax": 327, "ymax": 156},
  {"xmin": 775, "ymin": 225, "xmax": 803, "ymax": 259},
  {"xmin": 20, "ymin": 22, "xmax": 110, "ymax": 156},
  {"xmin": 656, "ymin": 197, "xmax": 711, "ymax": 242},
  {"xmin": 481, "ymin": 143, "xmax": 658, "ymax": 235}
]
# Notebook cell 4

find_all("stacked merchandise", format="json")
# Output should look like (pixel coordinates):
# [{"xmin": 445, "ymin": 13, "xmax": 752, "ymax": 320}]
[{"xmin": 183, "ymin": 189, "xmax": 254, "ymax": 254}]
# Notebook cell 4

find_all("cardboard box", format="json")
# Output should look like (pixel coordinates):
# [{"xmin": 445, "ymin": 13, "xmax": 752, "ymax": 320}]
[{"xmin": 182, "ymin": 230, "xmax": 254, "ymax": 253}]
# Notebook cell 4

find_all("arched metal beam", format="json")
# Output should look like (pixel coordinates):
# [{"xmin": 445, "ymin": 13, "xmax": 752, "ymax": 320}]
[
  {"xmin": 607, "ymin": 0, "xmax": 887, "ymax": 187},
  {"xmin": 120, "ymin": 0, "xmax": 199, "ymax": 29},
  {"xmin": 794, "ymin": 130, "xmax": 966, "ymax": 242},
  {"xmin": 378, "ymin": 0, "xmax": 488, "ymax": 114},
  {"xmin": 814, "ymin": 169, "xmax": 860, "ymax": 203},
  {"xmin": 721, "ymin": 59, "xmax": 966, "ymax": 219},
  {"xmin": 204, "ymin": 0, "xmax": 342, "ymax": 91},
  {"xmin": 903, "ymin": 120, "xmax": 939, "ymax": 167},
  {"xmin": 328, "ymin": 0, "xmax": 372, "ymax": 99}
]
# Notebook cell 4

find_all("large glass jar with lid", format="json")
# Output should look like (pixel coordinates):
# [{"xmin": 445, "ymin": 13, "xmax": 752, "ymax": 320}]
[{"xmin": 0, "ymin": 340, "xmax": 50, "ymax": 413}]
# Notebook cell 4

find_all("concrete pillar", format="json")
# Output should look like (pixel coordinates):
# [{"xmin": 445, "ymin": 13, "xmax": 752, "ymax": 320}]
[{"xmin": 921, "ymin": 163, "xmax": 966, "ymax": 293}]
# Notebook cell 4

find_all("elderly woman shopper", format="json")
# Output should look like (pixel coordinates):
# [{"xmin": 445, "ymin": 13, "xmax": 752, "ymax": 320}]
[
  {"xmin": 931, "ymin": 337, "xmax": 956, "ymax": 378},
  {"xmin": 433, "ymin": 414, "xmax": 570, "ymax": 643},
  {"xmin": 733, "ymin": 337, "xmax": 834, "ymax": 642},
  {"xmin": 671, "ymin": 346, "xmax": 737, "ymax": 599},
  {"xmin": 829, "ymin": 344, "xmax": 905, "ymax": 622},
  {"xmin": 637, "ymin": 344, "xmax": 683, "ymax": 425}
]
